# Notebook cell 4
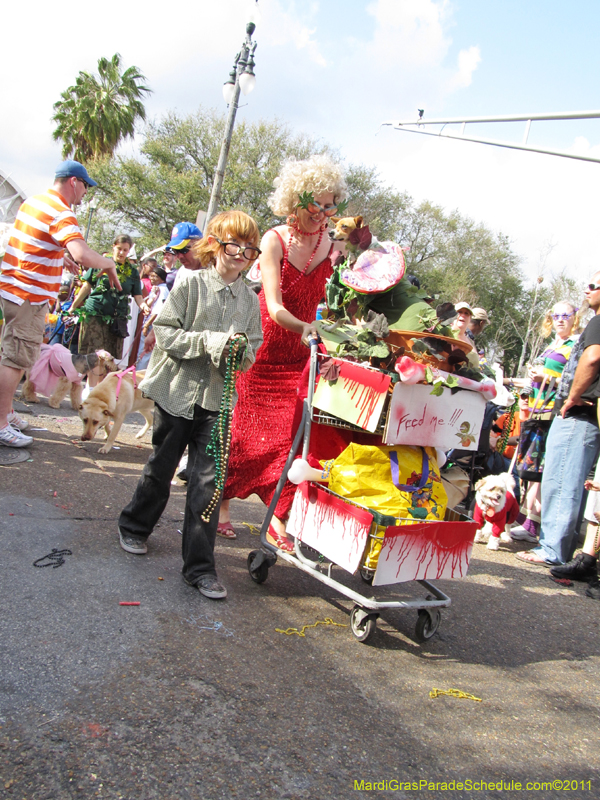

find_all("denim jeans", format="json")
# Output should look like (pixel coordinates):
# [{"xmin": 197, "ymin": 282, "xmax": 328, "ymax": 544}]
[
  {"xmin": 118, "ymin": 403, "xmax": 221, "ymax": 585},
  {"xmin": 532, "ymin": 412, "xmax": 600, "ymax": 564}
]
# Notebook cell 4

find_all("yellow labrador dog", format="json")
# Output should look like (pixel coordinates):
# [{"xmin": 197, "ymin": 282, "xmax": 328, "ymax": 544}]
[{"xmin": 79, "ymin": 368, "xmax": 154, "ymax": 454}]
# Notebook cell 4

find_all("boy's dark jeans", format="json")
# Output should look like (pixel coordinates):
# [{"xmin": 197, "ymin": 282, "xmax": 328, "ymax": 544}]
[{"xmin": 119, "ymin": 403, "xmax": 221, "ymax": 585}]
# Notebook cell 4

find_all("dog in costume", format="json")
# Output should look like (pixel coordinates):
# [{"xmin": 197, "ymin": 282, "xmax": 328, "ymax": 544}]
[{"xmin": 473, "ymin": 473, "xmax": 520, "ymax": 551}]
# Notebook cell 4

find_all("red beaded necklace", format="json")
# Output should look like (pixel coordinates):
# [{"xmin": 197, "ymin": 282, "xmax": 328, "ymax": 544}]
[{"xmin": 283, "ymin": 225, "xmax": 325, "ymax": 286}]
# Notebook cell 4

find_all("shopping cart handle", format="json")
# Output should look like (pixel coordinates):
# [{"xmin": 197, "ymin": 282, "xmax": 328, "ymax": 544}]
[{"xmin": 308, "ymin": 334, "xmax": 321, "ymax": 349}]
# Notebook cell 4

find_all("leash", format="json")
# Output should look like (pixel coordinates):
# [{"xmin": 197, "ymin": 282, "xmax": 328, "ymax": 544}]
[{"xmin": 114, "ymin": 365, "xmax": 137, "ymax": 400}]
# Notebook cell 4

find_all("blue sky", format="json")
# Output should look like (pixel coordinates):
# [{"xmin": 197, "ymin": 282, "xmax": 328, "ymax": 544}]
[{"xmin": 2, "ymin": 0, "xmax": 600, "ymax": 286}]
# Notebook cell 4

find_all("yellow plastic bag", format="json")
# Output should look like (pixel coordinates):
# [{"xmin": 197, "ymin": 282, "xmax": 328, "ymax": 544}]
[{"xmin": 326, "ymin": 443, "xmax": 448, "ymax": 570}]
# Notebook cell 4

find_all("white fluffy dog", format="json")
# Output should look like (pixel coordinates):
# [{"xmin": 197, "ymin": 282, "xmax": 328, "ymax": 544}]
[{"xmin": 473, "ymin": 473, "xmax": 520, "ymax": 551}]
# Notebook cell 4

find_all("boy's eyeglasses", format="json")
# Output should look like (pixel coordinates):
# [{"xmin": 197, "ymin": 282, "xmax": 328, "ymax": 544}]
[
  {"xmin": 216, "ymin": 239, "xmax": 261, "ymax": 261},
  {"xmin": 587, "ymin": 283, "xmax": 600, "ymax": 291},
  {"xmin": 305, "ymin": 201, "xmax": 338, "ymax": 217},
  {"xmin": 552, "ymin": 312, "xmax": 574, "ymax": 321}
]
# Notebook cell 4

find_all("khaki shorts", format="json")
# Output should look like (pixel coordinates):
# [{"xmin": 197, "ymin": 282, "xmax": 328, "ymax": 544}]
[{"xmin": 0, "ymin": 297, "xmax": 48, "ymax": 370}]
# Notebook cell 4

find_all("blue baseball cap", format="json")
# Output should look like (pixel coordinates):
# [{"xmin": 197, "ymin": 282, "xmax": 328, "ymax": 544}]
[
  {"xmin": 54, "ymin": 160, "xmax": 98, "ymax": 187},
  {"xmin": 167, "ymin": 222, "xmax": 202, "ymax": 250}
]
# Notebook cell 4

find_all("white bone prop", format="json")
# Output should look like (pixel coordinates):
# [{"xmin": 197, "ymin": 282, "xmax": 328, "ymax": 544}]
[
  {"xmin": 435, "ymin": 448, "xmax": 447, "ymax": 468},
  {"xmin": 395, "ymin": 356, "xmax": 497, "ymax": 401},
  {"xmin": 287, "ymin": 459, "xmax": 329, "ymax": 485}
]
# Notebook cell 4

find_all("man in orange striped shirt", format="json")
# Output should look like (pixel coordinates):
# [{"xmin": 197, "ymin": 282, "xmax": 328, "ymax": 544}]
[{"xmin": 0, "ymin": 160, "xmax": 121, "ymax": 447}]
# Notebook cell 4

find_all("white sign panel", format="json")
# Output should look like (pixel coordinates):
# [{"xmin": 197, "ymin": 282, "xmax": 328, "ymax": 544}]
[
  {"xmin": 384, "ymin": 384, "xmax": 486, "ymax": 451},
  {"xmin": 373, "ymin": 520, "xmax": 478, "ymax": 585},
  {"xmin": 287, "ymin": 483, "xmax": 373, "ymax": 574}
]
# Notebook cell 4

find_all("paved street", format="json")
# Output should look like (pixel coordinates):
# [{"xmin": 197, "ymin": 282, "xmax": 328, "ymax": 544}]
[{"xmin": 1, "ymin": 394, "xmax": 599, "ymax": 800}]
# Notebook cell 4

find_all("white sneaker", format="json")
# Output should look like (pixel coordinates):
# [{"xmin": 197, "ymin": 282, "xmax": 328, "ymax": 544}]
[
  {"xmin": 7, "ymin": 410, "xmax": 29, "ymax": 430},
  {"xmin": 510, "ymin": 525, "xmax": 538, "ymax": 543},
  {"xmin": 0, "ymin": 424, "xmax": 33, "ymax": 448}
]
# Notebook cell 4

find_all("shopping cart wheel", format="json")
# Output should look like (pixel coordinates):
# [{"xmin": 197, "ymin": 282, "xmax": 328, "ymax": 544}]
[
  {"xmin": 247, "ymin": 551, "xmax": 269, "ymax": 584},
  {"xmin": 359, "ymin": 568, "xmax": 374, "ymax": 585},
  {"xmin": 415, "ymin": 609, "xmax": 441, "ymax": 642},
  {"xmin": 350, "ymin": 606, "xmax": 378, "ymax": 643}
]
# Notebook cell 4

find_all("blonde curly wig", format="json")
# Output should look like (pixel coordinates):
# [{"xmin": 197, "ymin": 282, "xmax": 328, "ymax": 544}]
[
  {"xmin": 540, "ymin": 301, "xmax": 580, "ymax": 339},
  {"xmin": 268, "ymin": 154, "xmax": 347, "ymax": 217}
]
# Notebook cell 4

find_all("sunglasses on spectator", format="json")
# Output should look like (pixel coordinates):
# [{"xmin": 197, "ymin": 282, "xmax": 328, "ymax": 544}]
[
  {"xmin": 305, "ymin": 201, "xmax": 339, "ymax": 217},
  {"xmin": 176, "ymin": 246, "xmax": 191, "ymax": 255},
  {"xmin": 216, "ymin": 239, "xmax": 261, "ymax": 261},
  {"xmin": 587, "ymin": 283, "xmax": 600, "ymax": 291},
  {"xmin": 76, "ymin": 177, "xmax": 90, "ymax": 189},
  {"xmin": 552, "ymin": 312, "xmax": 574, "ymax": 321}
]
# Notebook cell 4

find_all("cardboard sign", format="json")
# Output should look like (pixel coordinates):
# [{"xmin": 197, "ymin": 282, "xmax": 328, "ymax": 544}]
[
  {"xmin": 287, "ymin": 483, "xmax": 373, "ymax": 574},
  {"xmin": 373, "ymin": 518, "xmax": 478, "ymax": 585},
  {"xmin": 312, "ymin": 359, "xmax": 390, "ymax": 432},
  {"xmin": 384, "ymin": 383, "xmax": 486, "ymax": 450}
]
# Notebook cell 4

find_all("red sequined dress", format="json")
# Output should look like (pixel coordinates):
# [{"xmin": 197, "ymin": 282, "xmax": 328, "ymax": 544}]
[{"xmin": 224, "ymin": 230, "xmax": 333, "ymax": 518}]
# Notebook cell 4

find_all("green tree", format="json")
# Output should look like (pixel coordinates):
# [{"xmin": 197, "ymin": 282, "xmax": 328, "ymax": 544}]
[
  {"xmin": 52, "ymin": 53, "xmax": 151, "ymax": 163},
  {"xmin": 88, "ymin": 108, "xmax": 325, "ymax": 253}
]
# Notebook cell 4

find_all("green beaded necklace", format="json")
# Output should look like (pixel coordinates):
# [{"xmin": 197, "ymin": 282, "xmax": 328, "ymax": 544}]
[{"xmin": 201, "ymin": 335, "xmax": 248, "ymax": 522}]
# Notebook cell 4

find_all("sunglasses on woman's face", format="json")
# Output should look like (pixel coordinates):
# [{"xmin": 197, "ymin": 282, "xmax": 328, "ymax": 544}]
[
  {"xmin": 552, "ymin": 312, "xmax": 574, "ymax": 321},
  {"xmin": 305, "ymin": 201, "xmax": 339, "ymax": 217},
  {"xmin": 587, "ymin": 283, "xmax": 600, "ymax": 292}
]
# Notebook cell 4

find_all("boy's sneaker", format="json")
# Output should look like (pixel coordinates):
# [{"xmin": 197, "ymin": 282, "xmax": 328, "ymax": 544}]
[
  {"xmin": 510, "ymin": 525, "xmax": 538, "ymax": 543},
  {"xmin": 118, "ymin": 528, "xmax": 148, "ymax": 554},
  {"xmin": 550, "ymin": 552, "xmax": 597, "ymax": 582},
  {"xmin": 7, "ymin": 411, "xmax": 29, "ymax": 430},
  {"xmin": 190, "ymin": 574, "xmax": 228, "ymax": 600},
  {"xmin": 585, "ymin": 576, "xmax": 600, "ymax": 600},
  {"xmin": 0, "ymin": 424, "xmax": 33, "ymax": 448}
]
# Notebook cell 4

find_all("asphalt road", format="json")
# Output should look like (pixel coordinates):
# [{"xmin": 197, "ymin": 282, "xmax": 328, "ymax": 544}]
[{"xmin": 0, "ymin": 393, "xmax": 599, "ymax": 800}]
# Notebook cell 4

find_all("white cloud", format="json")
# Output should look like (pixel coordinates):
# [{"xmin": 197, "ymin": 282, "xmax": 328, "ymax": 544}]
[
  {"xmin": 256, "ymin": 0, "xmax": 327, "ymax": 66},
  {"xmin": 365, "ymin": 0, "xmax": 452, "ymax": 67},
  {"xmin": 446, "ymin": 45, "xmax": 482, "ymax": 90}
]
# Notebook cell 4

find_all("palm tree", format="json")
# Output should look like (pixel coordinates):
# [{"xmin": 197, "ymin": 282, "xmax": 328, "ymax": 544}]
[{"xmin": 52, "ymin": 54, "xmax": 151, "ymax": 163}]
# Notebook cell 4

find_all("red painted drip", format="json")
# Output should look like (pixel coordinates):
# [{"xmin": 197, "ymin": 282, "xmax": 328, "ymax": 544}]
[
  {"xmin": 342, "ymin": 376, "xmax": 387, "ymax": 428},
  {"xmin": 338, "ymin": 360, "xmax": 390, "ymax": 391},
  {"xmin": 379, "ymin": 521, "xmax": 478, "ymax": 582},
  {"xmin": 289, "ymin": 484, "xmax": 372, "ymax": 568}
]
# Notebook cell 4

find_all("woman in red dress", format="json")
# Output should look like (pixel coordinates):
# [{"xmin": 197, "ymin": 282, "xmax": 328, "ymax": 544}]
[{"xmin": 218, "ymin": 155, "xmax": 347, "ymax": 550}]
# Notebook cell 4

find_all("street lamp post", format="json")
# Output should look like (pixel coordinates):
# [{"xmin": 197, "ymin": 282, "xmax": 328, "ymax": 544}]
[
  {"xmin": 205, "ymin": 22, "xmax": 257, "ymax": 223},
  {"xmin": 85, "ymin": 196, "xmax": 99, "ymax": 242}
]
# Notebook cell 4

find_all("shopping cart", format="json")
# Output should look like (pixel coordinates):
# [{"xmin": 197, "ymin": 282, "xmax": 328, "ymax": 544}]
[{"xmin": 246, "ymin": 341, "xmax": 479, "ymax": 644}]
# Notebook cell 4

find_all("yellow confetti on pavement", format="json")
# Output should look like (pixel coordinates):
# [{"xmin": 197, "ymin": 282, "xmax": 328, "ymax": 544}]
[
  {"xmin": 276, "ymin": 617, "xmax": 348, "ymax": 637},
  {"xmin": 429, "ymin": 688, "xmax": 482, "ymax": 702}
]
